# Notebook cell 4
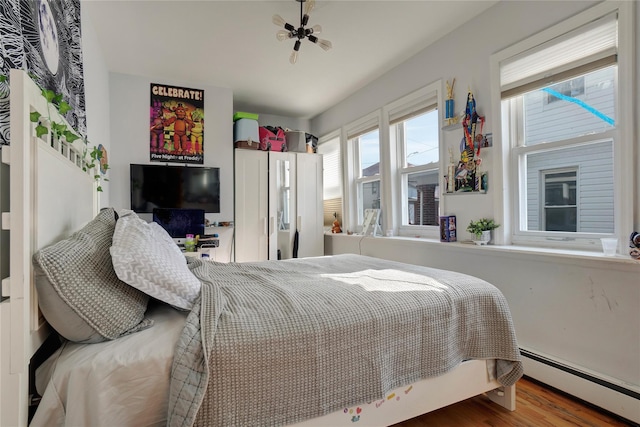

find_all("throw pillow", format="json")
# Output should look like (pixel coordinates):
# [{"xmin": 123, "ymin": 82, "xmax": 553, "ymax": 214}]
[
  {"xmin": 33, "ymin": 208, "xmax": 151, "ymax": 343},
  {"xmin": 110, "ymin": 211, "xmax": 201, "ymax": 310}
]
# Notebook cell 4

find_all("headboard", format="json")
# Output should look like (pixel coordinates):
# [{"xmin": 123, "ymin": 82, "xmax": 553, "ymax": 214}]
[{"xmin": 0, "ymin": 69, "xmax": 98, "ymax": 426}]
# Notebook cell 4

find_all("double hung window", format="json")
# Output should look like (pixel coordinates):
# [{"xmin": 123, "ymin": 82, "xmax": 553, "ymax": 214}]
[
  {"xmin": 346, "ymin": 115, "xmax": 381, "ymax": 228},
  {"xmin": 388, "ymin": 88, "xmax": 440, "ymax": 229},
  {"xmin": 317, "ymin": 134, "xmax": 342, "ymax": 230},
  {"xmin": 495, "ymin": 4, "xmax": 631, "ymax": 248}
]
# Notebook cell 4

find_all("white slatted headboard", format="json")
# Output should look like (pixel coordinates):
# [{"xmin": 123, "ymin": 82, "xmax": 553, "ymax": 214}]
[{"xmin": 0, "ymin": 69, "xmax": 97, "ymax": 426}]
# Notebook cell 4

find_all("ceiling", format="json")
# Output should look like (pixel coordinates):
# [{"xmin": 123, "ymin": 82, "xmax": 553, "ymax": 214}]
[{"xmin": 83, "ymin": 0, "xmax": 498, "ymax": 119}]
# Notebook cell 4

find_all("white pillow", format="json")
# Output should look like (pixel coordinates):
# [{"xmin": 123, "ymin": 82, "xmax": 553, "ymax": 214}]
[{"xmin": 110, "ymin": 212, "xmax": 201, "ymax": 310}]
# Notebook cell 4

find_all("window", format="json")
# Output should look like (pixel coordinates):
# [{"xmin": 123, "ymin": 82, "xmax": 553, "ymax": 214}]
[
  {"xmin": 541, "ymin": 168, "xmax": 577, "ymax": 232},
  {"xmin": 494, "ymin": 4, "xmax": 631, "ymax": 249},
  {"xmin": 337, "ymin": 84, "xmax": 441, "ymax": 236},
  {"xmin": 355, "ymin": 129, "xmax": 381, "ymax": 224},
  {"xmin": 346, "ymin": 113, "xmax": 381, "ymax": 229},
  {"xmin": 317, "ymin": 134, "xmax": 342, "ymax": 230},
  {"xmin": 393, "ymin": 109, "xmax": 439, "ymax": 226},
  {"xmin": 387, "ymin": 82, "xmax": 441, "ymax": 235},
  {"xmin": 543, "ymin": 77, "xmax": 584, "ymax": 106}
]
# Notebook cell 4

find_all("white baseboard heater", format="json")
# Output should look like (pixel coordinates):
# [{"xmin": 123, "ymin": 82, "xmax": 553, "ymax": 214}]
[{"xmin": 520, "ymin": 347, "xmax": 640, "ymax": 425}]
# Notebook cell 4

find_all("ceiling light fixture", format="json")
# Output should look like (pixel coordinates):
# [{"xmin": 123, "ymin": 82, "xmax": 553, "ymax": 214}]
[{"xmin": 272, "ymin": 0, "xmax": 332, "ymax": 64}]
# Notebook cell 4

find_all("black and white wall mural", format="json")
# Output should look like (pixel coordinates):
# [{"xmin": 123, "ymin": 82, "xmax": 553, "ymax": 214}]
[{"xmin": 0, "ymin": 0, "xmax": 86, "ymax": 145}]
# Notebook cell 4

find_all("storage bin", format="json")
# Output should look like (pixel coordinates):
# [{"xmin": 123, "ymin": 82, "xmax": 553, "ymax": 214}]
[
  {"xmin": 285, "ymin": 131, "xmax": 307, "ymax": 153},
  {"xmin": 286, "ymin": 131, "xmax": 317, "ymax": 153},
  {"xmin": 235, "ymin": 140, "xmax": 259, "ymax": 150},
  {"xmin": 234, "ymin": 118, "xmax": 259, "ymax": 145},
  {"xmin": 233, "ymin": 111, "xmax": 259, "ymax": 122},
  {"xmin": 259, "ymin": 126, "xmax": 287, "ymax": 151}
]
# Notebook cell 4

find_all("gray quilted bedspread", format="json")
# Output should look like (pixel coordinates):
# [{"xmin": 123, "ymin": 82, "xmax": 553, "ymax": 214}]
[{"xmin": 168, "ymin": 254, "xmax": 523, "ymax": 427}]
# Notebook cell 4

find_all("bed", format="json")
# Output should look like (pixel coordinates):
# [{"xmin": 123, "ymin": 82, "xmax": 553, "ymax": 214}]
[{"xmin": 0, "ymin": 70, "xmax": 523, "ymax": 427}]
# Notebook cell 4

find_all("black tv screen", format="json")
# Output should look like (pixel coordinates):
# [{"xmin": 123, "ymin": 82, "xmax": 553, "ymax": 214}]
[
  {"xmin": 130, "ymin": 164, "xmax": 220, "ymax": 213},
  {"xmin": 152, "ymin": 208, "xmax": 205, "ymax": 238}
]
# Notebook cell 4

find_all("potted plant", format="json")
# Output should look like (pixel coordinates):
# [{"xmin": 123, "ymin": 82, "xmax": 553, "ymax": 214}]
[{"xmin": 467, "ymin": 218, "xmax": 500, "ymax": 245}]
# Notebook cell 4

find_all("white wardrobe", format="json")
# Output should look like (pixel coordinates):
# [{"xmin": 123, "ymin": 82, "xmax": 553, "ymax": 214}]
[{"xmin": 234, "ymin": 149, "xmax": 323, "ymax": 262}]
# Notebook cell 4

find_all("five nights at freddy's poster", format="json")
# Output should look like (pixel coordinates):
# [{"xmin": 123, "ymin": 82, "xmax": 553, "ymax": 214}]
[{"xmin": 150, "ymin": 83, "xmax": 204, "ymax": 164}]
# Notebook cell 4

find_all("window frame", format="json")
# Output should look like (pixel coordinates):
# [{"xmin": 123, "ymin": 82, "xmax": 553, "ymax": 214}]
[
  {"xmin": 317, "ymin": 131, "xmax": 343, "ymax": 231},
  {"xmin": 386, "ymin": 81, "xmax": 442, "ymax": 238},
  {"xmin": 344, "ymin": 111, "xmax": 382, "ymax": 232},
  {"xmin": 490, "ymin": 1, "xmax": 634, "ymax": 251}
]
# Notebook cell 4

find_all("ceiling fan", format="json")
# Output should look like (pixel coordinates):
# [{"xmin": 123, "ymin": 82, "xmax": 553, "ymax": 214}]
[{"xmin": 272, "ymin": 0, "xmax": 332, "ymax": 64}]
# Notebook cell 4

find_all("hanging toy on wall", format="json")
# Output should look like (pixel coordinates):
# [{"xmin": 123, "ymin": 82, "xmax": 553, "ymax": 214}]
[
  {"xmin": 454, "ymin": 89, "xmax": 485, "ymax": 191},
  {"xmin": 629, "ymin": 231, "xmax": 640, "ymax": 260}
]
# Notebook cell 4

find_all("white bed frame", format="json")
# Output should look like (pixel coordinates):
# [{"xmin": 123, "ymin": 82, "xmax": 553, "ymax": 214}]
[
  {"xmin": 0, "ymin": 70, "xmax": 515, "ymax": 426},
  {"xmin": 0, "ymin": 69, "xmax": 97, "ymax": 426}
]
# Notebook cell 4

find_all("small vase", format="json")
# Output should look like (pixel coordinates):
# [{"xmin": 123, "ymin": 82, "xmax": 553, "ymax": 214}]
[{"xmin": 474, "ymin": 230, "xmax": 491, "ymax": 245}]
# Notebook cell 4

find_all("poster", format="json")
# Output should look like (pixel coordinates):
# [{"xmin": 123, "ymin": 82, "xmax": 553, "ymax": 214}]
[
  {"xmin": 0, "ymin": 0, "xmax": 86, "ymax": 145},
  {"xmin": 150, "ymin": 83, "xmax": 204, "ymax": 164}
]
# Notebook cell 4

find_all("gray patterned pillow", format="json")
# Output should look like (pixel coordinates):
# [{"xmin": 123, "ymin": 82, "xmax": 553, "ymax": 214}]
[
  {"xmin": 33, "ymin": 208, "xmax": 151, "ymax": 343},
  {"xmin": 110, "ymin": 211, "xmax": 201, "ymax": 310}
]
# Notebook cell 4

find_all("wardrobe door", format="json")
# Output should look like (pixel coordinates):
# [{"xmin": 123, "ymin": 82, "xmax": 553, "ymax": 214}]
[
  {"xmin": 295, "ymin": 153, "xmax": 324, "ymax": 258},
  {"xmin": 234, "ymin": 149, "xmax": 268, "ymax": 262},
  {"xmin": 268, "ymin": 152, "xmax": 296, "ymax": 260}
]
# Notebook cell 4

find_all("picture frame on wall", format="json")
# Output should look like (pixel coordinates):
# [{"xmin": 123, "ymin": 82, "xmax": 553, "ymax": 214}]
[
  {"xmin": 150, "ymin": 83, "xmax": 205, "ymax": 164},
  {"xmin": 362, "ymin": 208, "xmax": 381, "ymax": 237}
]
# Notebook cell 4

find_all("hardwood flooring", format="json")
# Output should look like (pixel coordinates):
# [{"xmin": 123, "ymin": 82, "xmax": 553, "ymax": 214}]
[{"xmin": 391, "ymin": 376, "xmax": 635, "ymax": 427}]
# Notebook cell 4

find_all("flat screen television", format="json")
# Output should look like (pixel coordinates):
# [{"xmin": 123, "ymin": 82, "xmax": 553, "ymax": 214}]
[
  {"xmin": 152, "ymin": 208, "xmax": 205, "ymax": 239},
  {"xmin": 130, "ymin": 164, "xmax": 220, "ymax": 213}
]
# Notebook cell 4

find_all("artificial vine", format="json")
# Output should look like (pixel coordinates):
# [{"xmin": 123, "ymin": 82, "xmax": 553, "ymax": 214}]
[{"xmin": 18, "ymin": 73, "xmax": 109, "ymax": 192}]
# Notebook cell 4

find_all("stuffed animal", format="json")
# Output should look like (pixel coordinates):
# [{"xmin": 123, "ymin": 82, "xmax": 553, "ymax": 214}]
[
  {"xmin": 629, "ymin": 231, "xmax": 640, "ymax": 260},
  {"xmin": 332, "ymin": 219, "xmax": 342, "ymax": 234}
]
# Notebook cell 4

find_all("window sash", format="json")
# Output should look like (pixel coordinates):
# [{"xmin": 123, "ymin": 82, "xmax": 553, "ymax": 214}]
[{"xmin": 401, "ymin": 168, "xmax": 440, "ymax": 227}]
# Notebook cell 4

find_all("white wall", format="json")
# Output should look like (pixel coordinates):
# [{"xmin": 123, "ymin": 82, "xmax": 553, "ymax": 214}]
[
  {"xmin": 637, "ymin": 0, "xmax": 640, "ymax": 230},
  {"xmin": 81, "ymin": 4, "xmax": 112, "ymax": 208},
  {"xmin": 108, "ymin": 73, "xmax": 234, "ymax": 225},
  {"xmin": 256, "ymin": 113, "xmax": 310, "ymax": 133},
  {"xmin": 313, "ymin": 0, "xmax": 640, "ymax": 418}
]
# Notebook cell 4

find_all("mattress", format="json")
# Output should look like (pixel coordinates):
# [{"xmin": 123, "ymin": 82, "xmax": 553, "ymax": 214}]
[{"xmin": 32, "ymin": 302, "xmax": 188, "ymax": 427}]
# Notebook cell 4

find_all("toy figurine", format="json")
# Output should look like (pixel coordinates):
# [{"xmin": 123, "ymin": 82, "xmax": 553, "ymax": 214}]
[
  {"xmin": 630, "ymin": 231, "xmax": 640, "ymax": 260},
  {"xmin": 331, "ymin": 212, "xmax": 342, "ymax": 233},
  {"xmin": 445, "ymin": 79, "xmax": 458, "ymax": 125}
]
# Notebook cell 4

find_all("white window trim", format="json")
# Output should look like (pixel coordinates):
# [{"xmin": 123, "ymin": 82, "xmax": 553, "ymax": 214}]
[
  {"xmin": 318, "ymin": 130, "xmax": 343, "ymax": 231},
  {"xmin": 344, "ymin": 110, "xmax": 382, "ymax": 232},
  {"xmin": 490, "ymin": 1, "xmax": 634, "ymax": 252}
]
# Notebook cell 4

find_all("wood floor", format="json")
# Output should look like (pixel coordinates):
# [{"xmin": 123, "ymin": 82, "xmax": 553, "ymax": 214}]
[{"xmin": 391, "ymin": 376, "xmax": 635, "ymax": 427}]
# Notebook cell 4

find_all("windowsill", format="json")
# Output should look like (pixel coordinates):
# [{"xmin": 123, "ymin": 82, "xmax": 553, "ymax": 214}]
[{"xmin": 325, "ymin": 232, "xmax": 639, "ymax": 266}]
